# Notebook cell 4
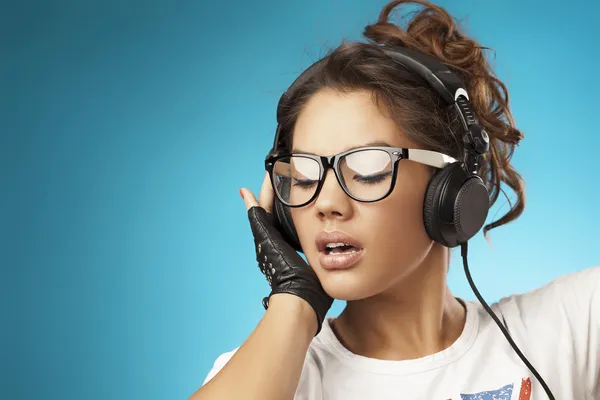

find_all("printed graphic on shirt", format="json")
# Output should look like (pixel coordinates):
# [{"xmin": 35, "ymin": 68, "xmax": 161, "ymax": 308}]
[{"xmin": 448, "ymin": 377, "xmax": 531, "ymax": 400}]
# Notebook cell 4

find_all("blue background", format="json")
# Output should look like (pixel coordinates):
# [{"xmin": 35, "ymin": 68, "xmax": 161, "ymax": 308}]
[{"xmin": 3, "ymin": 0, "xmax": 599, "ymax": 399}]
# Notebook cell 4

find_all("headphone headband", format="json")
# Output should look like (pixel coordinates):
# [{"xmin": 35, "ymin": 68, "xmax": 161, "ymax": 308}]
[{"xmin": 271, "ymin": 45, "xmax": 488, "ymax": 160}]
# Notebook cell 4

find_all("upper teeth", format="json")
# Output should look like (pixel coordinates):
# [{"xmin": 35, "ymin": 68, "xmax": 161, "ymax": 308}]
[{"xmin": 326, "ymin": 242, "xmax": 351, "ymax": 248}]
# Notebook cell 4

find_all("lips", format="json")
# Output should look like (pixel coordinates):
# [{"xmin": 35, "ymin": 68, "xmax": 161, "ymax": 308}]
[
  {"xmin": 315, "ymin": 231, "xmax": 363, "ymax": 253},
  {"xmin": 315, "ymin": 231, "xmax": 364, "ymax": 270}
]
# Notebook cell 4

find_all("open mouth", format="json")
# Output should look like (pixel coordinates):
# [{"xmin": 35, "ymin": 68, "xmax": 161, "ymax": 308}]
[
  {"xmin": 324, "ymin": 243, "xmax": 361, "ymax": 255},
  {"xmin": 315, "ymin": 231, "xmax": 363, "ymax": 270}
]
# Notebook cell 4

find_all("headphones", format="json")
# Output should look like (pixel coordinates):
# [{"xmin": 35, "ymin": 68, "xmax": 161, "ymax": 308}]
[{"xmin": 265, "ymin": 45, "xmax": 491, "ymax": 253}]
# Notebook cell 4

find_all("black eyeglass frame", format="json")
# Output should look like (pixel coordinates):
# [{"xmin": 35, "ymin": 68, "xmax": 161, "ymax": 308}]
[{"xmin": 265, "ymin": 146, "xmax": 457, "ymax": 208}]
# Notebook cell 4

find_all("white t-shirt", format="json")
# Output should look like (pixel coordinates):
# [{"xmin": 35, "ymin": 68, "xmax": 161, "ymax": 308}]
[{"xmin": 203, "ymin": 266, "xmax": 599, "ymax": 399}]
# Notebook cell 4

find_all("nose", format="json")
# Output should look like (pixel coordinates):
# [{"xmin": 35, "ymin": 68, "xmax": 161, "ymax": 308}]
[{"xmin": 313, "ymin": 169, "xmax": 354, "ymax": 221}]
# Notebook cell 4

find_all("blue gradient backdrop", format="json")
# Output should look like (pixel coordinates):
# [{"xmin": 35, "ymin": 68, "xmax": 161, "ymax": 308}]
[{"xmin": 3, "ymin": 0, "xmax": 599, "ymax": 399}]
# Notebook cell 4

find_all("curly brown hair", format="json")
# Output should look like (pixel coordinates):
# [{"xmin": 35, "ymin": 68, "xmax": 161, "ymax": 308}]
[{"xmin": 278, "ymin": 0, "xmax": 525, "ymax": 238}]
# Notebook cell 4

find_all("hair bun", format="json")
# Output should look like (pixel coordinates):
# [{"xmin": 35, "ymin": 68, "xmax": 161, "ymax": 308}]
[{"xmin": 363, "ymin": 0, "xmax": 484, "ymax": 74}]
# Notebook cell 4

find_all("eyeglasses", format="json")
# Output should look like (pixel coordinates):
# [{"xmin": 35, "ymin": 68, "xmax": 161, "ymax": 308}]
[{"xmin": 265, "ymin": 146, "xmax": 457, "ymax": 207}]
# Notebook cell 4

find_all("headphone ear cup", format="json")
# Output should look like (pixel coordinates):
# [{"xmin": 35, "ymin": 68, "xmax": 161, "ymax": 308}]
[
  {"xmin": 423, "ymin": 163, "xmax": 489, "ymax": 247},
  {"xmin": 271, "ymin": 179, "xmax": 303, "ymax": 253}
]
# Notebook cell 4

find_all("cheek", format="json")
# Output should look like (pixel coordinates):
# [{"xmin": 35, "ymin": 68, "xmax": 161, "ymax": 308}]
[
  {"xmin": 376, "ymin": 166, "xmax": 434, "ymax": 253},
  {"xmin": 375, "ymin": 187, "xmax": 431, "ymax": 253}
]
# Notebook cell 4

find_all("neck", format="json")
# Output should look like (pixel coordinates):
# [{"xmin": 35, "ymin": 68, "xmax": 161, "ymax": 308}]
[{"xmin": 332, "ymin": 244, "xmax": 466, "ymax": 361}]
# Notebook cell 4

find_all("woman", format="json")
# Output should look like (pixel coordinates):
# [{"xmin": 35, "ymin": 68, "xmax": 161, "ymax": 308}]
[{"xmin": 190, "ymin": 1, "xmax": 599, "ymax": 399}]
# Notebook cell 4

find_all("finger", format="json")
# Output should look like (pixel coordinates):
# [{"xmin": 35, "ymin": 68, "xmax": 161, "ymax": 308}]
[
  {"xmin": 258, "ymin": 171, "xmax": 275, "ymax": 214},
  {"xmin": 247, "ymin": 205, "xmax": 286, "ymax": 251},
  {"xmin": 240, "ymin": 187, "xmax": 259, "ymax": 211}
]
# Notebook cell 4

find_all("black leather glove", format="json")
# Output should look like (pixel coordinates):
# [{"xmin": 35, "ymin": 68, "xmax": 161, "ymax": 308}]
[{"xmin": 247, "ymin": 206, "xmax": 333, "ymax": 336}]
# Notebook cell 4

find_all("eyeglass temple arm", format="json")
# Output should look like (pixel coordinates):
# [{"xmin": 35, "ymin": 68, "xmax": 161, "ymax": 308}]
[{"xmin": 406, "ymin": 149, "xmax": 457, "ymax": 169}]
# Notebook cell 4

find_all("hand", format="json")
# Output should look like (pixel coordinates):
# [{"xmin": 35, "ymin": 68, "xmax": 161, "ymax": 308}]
[{"xmin": 240, "ymin": 172, "xmax": 334, "ymax": 336}]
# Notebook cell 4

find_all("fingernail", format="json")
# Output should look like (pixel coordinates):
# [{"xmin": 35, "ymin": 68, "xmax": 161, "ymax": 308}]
[{"xmin": 239, "ymin": 189, "xmax": 244, "ymax": 200}]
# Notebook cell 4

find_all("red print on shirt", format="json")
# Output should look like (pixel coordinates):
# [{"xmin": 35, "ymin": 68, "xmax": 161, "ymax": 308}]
[{"xmin": 518, "ymin": 378, "xmax": 532, "ymax": 400}]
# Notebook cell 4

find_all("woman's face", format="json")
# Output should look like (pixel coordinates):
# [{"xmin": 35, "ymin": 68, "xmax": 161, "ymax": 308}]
[{"xmin": 290, "ymin": 88, "xmax": 436, "ymax": 301}]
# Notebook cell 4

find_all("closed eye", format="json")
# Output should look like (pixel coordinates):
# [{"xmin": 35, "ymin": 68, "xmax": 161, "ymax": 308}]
[
  {"xmin": 354, "ymin": 171, "xmax": 392, "ymax": 185},
  {"xmin": 292, "ymin": 177, "xmax": 318, "ymax": 188}
]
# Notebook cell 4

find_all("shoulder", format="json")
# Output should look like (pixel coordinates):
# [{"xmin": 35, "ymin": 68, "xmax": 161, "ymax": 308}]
[
  {"xmin": 489, "ymin": 265, "xmax": 599, "ymax": 331},
  {"xmin": 489, "ymin": 265, "xmax": 599, "ymax": 396},
  {"xmin": 202, "ymin": 344, "xmax": 324, "ymax": 398},
  {"xmin": 494, "ymin": 265, "xmax": 599, "ymax": 317}
]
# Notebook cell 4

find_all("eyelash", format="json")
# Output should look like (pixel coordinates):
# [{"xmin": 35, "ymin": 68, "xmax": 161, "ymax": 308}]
[
  {"xmin": 292, "ymin": 179, "xmax": 317, "ymax": 189},
  {"xmin": 354, "ymin": 171, "xmax": 392, "ymax": 185}
]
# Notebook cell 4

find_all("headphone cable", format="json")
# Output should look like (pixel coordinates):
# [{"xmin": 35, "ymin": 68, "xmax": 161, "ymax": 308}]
[{"xmin": 460, "ymin": 242, "xmax": 556, "ymax": 400}]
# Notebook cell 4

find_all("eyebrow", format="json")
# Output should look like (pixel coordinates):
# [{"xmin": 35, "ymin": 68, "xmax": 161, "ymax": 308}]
[{"xmin": 291, "ymin": 140, "xmax": 392, "ymax": 155}]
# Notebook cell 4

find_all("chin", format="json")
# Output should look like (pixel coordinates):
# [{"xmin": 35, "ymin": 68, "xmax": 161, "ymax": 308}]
[{"xmin": 319, "ymin": 268, "xmax": 381, "ymax": 301}]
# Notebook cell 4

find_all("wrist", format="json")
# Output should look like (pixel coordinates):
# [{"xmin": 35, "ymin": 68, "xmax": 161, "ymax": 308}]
[{"xmin": 268, "ymin": 293, "xmax": 319, "ymax": 337}]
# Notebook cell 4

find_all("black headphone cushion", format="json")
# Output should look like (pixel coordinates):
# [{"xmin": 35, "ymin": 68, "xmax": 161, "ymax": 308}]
[{"xmin": 423, "ymin": 165, "xmax": 454, "ymax": 244}]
